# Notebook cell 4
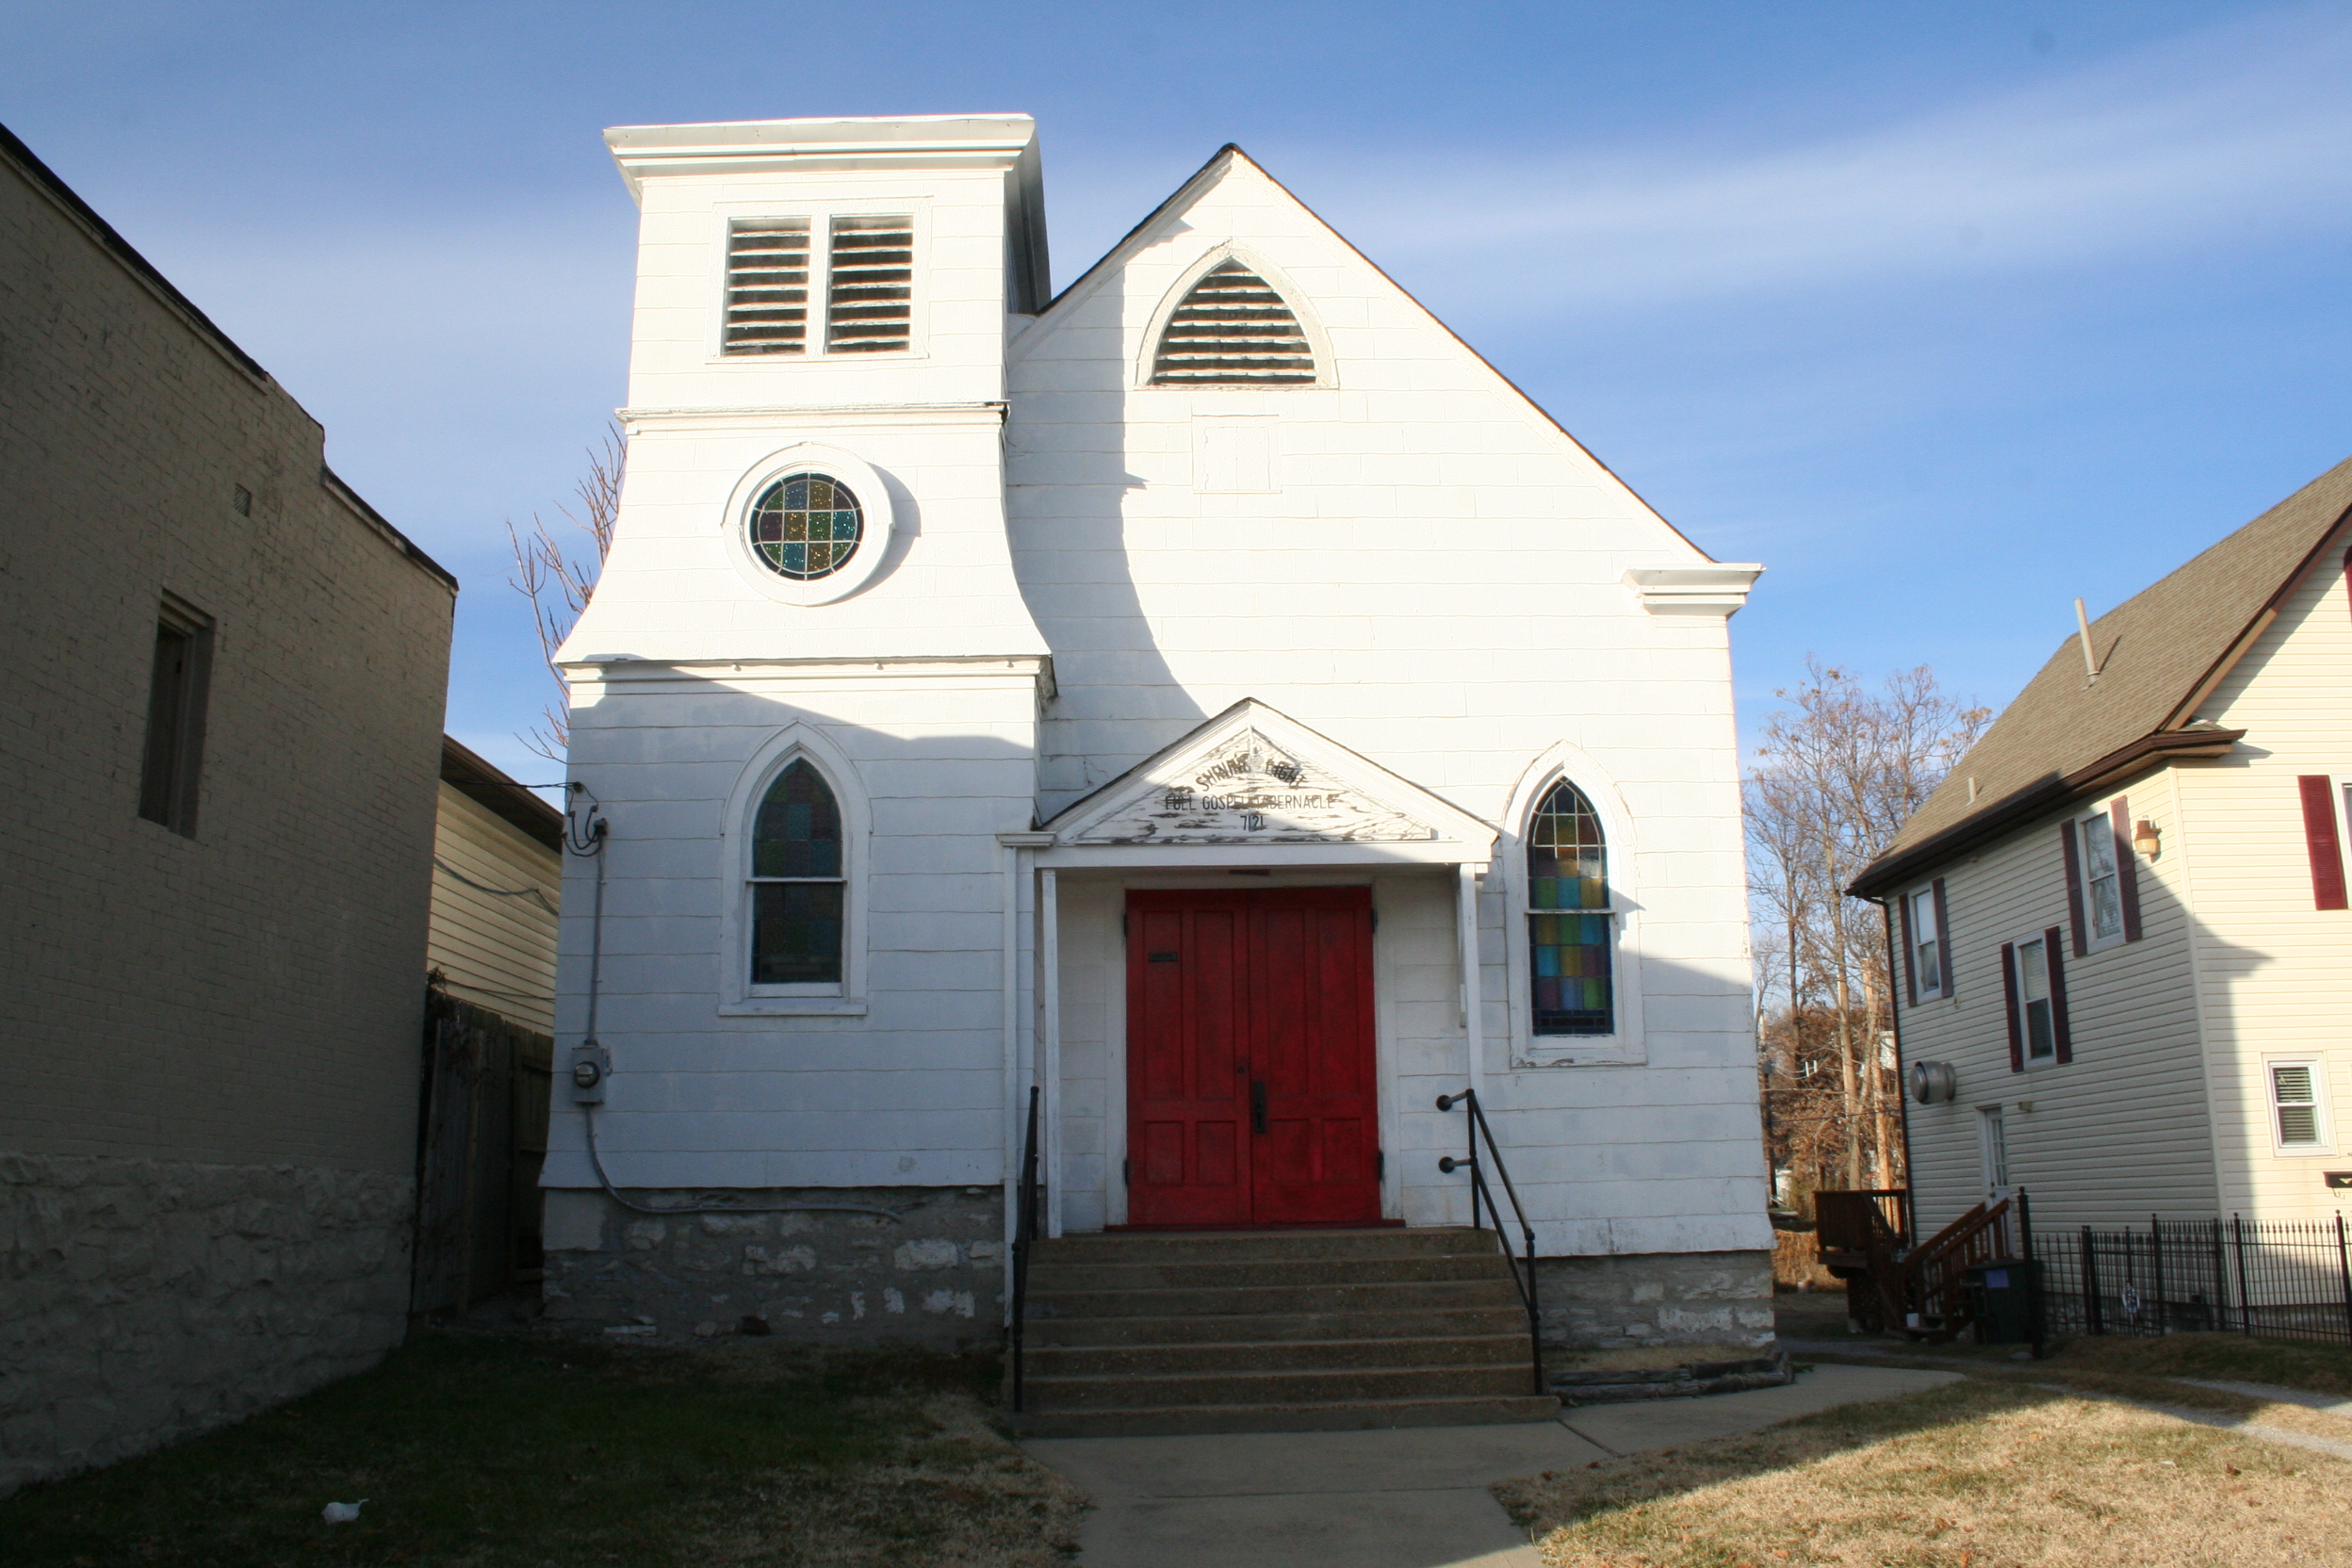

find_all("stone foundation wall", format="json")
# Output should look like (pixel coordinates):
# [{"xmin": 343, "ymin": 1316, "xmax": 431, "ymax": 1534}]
[
  {"xmin": 1533, "ymin": 1250, "xmax": 1775, "ymax": 1349},
  {"xmin": 1, "ymin": 1152, "xmax": 414, "ymax": 1495},
  {"xmin": 541, "ymin": 1185, "xmax": 1004, "ymax": 1348}
]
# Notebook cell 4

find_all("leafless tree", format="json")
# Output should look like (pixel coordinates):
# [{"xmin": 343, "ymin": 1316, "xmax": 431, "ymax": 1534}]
[
  {"xmin": 1746, "ymin": 661, "xmax": 1989, "ymax": 1205},
  {"xmin": 508, "ymin": 425, "xmax": 625, "ymax": 760}
]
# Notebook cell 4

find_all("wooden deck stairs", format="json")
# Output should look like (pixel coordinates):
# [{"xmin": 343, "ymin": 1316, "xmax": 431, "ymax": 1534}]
[{"xmin": 1817, "ymin": 1190, "xmax": 2023, "ymax": 1344}]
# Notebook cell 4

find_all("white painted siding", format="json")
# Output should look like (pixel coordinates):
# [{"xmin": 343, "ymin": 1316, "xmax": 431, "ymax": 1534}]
[
  {"xmin": 2185, "ymin": 524, "xmax": 2352, "ymax": 1222},
  {"xmin": 552, "ymin": 123, "xmax": 1770, "ymax": 1262},
  {"xmin": 427, "ymin": 782, "xmax": 562, "ymax": 1035},
  {"xmin": 1895, "ymin": 776, "xmax": 2216, "ymax": 1234},
  {"xmin": 1017, "ymin": 155, "xmax": 1766, "ymax": 1254},
  {"xmin": 544, "ymin": 667, "xmax": 1040, "ymax": 1190}
]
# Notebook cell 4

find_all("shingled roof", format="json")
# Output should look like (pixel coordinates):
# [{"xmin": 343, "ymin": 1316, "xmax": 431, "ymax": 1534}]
[{"xmin": 1851, "ymin": 452, "xmax": 2352, "ymax": 899}]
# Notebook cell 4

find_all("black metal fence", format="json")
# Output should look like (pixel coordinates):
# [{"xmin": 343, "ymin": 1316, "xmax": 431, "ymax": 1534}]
[{"xmin": 2031, "ymin": 1215, "xmax": 2352, "ymax": 1347}]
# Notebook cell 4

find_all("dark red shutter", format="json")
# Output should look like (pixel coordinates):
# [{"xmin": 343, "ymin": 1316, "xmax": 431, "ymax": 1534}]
[
  {"xmin": 2110, "ymin": 796, "xmax": 2142, "ymax": 942},
  {"xmin": 1899, "ymin": 891, "xmax": 1918, "ymax": 1006},
  {"xmin": 2001, "ymin": 943, "xmax": 2023, "ymax": 1072},
  {"xmin": 1931, "ymin": 877, "xmax": 1952, "ymax": 1000},
  {"xmin": 2299, "ymin": 776, "xmax": 2347, "ymax": 911},
  {"xmin": 2060, "ymin": 819, "xmax": 2087, "ymax": 956},
  {"xmin": 2044, "ymin": 924, "xmax": 2072, "ymax": 1064}
]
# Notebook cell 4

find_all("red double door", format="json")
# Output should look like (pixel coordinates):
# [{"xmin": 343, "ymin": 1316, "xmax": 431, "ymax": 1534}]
[{"xmin": 1125, "ymin": 888, "xmax": 1381, "ymax": 1227}]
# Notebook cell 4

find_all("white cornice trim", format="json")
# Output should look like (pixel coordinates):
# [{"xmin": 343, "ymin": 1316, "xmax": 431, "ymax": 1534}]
[
  {"xmin": 562, "ymin": 653, "xmax": 1054, "ymax": 688},
  {"xmin": 605, "ymin": 116, "xmax": 1037, "ymax": 199},
  {"xmin": 1624, "ymin": 564, "xmax": 1765, "ymax": 617},
  {"xmin": 617, "ymin": 402, "xmax": 1007, "ymax": 432}
]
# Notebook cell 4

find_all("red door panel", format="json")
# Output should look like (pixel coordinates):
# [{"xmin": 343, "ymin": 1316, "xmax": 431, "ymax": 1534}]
[
  {"xmin": 1126, "ymin": 888, "xmax": 1380, "ymax": 1228},
  {"xmin": 1126, "ymin": 902, "xmax": 1250, "ymax": 1226}
]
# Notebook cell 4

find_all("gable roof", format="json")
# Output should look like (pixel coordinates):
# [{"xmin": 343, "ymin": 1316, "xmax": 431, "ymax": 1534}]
[
  {"xmin": 1852, "ymin": 452, "xmax": 2352, "ymax": 898},
  {"xmin": 1023, "ymin": 143, "xmax": 1712, "ymax": 564},
  {"xmin": 1040, "ymin": 698, "xmax": 1496, "ymax": 856}
]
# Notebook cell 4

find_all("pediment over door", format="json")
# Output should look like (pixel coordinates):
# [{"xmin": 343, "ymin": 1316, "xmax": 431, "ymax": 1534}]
[{"xmin": 1043, "ymin": 701, "xmax": 1495, "ymax": 859}]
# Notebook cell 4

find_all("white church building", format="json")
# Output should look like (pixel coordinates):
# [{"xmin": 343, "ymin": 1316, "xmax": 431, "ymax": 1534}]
[{"xmin": 541, "ymin": 113, "xmax": 1772, "ymax": 1362}]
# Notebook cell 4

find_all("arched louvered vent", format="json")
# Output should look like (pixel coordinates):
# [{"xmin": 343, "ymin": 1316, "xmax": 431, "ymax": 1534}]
[{"xmin": 1150, "ymin": 260, "xmax": 1318, "ymax": 386}]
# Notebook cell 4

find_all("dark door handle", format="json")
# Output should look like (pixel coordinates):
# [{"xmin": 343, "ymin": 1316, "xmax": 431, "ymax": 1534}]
[{"xmin": 1250, "ymin": 1081, "xmax": 1267, "ymax": 1135}]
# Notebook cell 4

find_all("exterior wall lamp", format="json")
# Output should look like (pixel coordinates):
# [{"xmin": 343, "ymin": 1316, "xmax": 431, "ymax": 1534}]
[{"xmin": 2132, "ymin": 819, "xmax": 2162, "ymax": 859}]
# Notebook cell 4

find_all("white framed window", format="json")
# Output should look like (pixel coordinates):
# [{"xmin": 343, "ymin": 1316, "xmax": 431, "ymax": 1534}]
[
  {"xmin": 1979, "ymin": 1105, "xmax": 2011, "ymax": 1202},
  {"xmin": 1905, "ymin": 884, "xmax": 1945, "ymax": 1000},
  {"xmin": 721, "ymin": 444, "xmax": 898, "ymax": 607},
  {"xmin": 717, "ymin": 727, "xmax": 869, "ymax": 1018},
  {"xmin": 1500, "ymin": 746, "xmax": 1644, "ymax": 1067},
  {"xmin": 1526, "ymin": 779, "xmax": 1614, "ymax": 1038},
  {"xmin": 715, "ymin": 206, "xmax": 923, "ymax": 362},
  {"xmin": 2077, "ymin": 806, "xmax": 2126, "ymax": 950},
  {"xmin": 2017, "ymin": 935, "xmax": 2056, "ymax": 1062},
  {"xmin": 2266, "ymin": 1059, "xmax": 2331, "ymax": 1153}
]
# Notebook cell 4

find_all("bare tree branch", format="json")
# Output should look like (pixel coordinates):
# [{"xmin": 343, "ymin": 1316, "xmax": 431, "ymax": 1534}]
[
  {"xmin": 1746, "ymin": 661, "xmax": 1988, "ymax": 1209},
  {"xmin": 507, "ymin": 425, "xmax": 624, "ymax": 760}
]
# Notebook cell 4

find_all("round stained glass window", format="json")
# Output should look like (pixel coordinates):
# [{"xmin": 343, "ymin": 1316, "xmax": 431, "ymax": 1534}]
[{"xmin": 747, "ymin": 472, "xmax": 862, "ymax": 580}]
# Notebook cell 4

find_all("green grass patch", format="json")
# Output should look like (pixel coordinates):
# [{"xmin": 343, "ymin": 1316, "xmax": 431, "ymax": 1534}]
[{"xmin": 0, "ymin": 1331, "xmax": 1083, "ymax": 1567}]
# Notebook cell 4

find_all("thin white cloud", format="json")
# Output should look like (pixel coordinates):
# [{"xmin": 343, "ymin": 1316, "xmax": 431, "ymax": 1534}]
[{"xmin": 1313, "ymin": 8, "xmax": 2352, "ymax": 313}]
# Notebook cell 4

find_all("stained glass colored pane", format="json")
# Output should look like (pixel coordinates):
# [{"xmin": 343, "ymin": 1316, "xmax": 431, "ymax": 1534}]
[
  {"xmin": 1529, "ymin": 779, "xmax": 1611, "ymax": 1035},
  {"xmin": 753, "ymin": 761, "xmax": 841, "ymax": 877},
  {"xmin": 748, "ymin": 472, "xmax": 863, "ymax": 580},
  {"xmin": 751, "ymin": 881, "xmax": 843, "ymax": 985}
]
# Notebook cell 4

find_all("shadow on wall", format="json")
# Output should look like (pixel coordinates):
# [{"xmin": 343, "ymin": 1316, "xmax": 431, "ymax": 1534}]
[{"xmin": 1006, "ymin": 378, "xmax": 1207, "ymax": 819}]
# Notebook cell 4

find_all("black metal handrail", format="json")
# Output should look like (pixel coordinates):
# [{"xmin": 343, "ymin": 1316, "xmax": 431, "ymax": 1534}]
[
  {"xmin": 1009, "ymin": 1084, "xmax": 1042, "ymax": 1413},
  {"xmin": 1436, "ymin": 1088, "xmax": 1544, "ymax": 1395}
]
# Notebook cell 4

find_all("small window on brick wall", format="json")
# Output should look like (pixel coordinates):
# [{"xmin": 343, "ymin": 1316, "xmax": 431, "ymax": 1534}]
[{"xmin": 139, "ymin": 596, "xmax": 214, "ymax": 836}]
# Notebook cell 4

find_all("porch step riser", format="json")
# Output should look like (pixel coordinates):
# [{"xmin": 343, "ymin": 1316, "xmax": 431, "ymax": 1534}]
[
  {"xmin": 1031, "ymin": 1281, "xmax": 1522, "ymax": 1318},
  {"xmin": 1026, "ymin": 1255, "xmax": 1511, "ymax": 1291},
  {"xmin": 1026, "ymin": 1364, "xmax": 1542, "ymax": 1410},
  {"xmin": 1026, "ymin": 1334, "xmax": 1535, "ymax": 1376},
  {"xmin": 1021, "ymin": 1306, "xmax": 1530, "ymax": 1348},
  {"xmin": 1031, "ymin": 1227, "xmax": 1496, "ymax": 1264},
  {"xmin": 1012, "ymin": 1395, "xmax": 1562, "ymax": 1439}
]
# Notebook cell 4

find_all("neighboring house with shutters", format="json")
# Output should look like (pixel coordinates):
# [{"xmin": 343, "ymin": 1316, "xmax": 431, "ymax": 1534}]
[
  {"xmin": 537, "ymin": 113, "xmax": 1777, "ymax": 1384},
  {"xmin": 1853, "ymin": 453, "xmax": 2352, "ymax": 1238}
]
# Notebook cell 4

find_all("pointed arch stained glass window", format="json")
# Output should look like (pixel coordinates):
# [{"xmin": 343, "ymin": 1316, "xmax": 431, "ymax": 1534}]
[
  {"xmin": 1527, "ymin": 779, "xmax": 1612, "ymax": 1036},
  {"xmin": 750, "ymin": 760, "xmax": 844, "ymax": 986}
]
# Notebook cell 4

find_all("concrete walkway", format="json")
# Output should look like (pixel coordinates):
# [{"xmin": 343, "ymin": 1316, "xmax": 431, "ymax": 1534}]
[{"xmin": 1023, "ymin": 1364, "xmax": 1960, "ymax": 1568}]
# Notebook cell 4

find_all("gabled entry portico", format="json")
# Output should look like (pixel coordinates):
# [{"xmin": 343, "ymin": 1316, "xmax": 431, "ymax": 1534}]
[{"xmin": 1007, "ymin": 701, "xmax": 1500, "ymax": 1239}]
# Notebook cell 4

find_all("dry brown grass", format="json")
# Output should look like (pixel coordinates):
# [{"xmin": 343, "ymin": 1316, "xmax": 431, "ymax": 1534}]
[
  {"xmin": 1773, "ymin": 1230, "xmax": 1843, "ymax": 1291},
  {"xmin": 1497, "ymin": 1376, "xmax": 2351, "ymax": 1567},
  {"xmin": 0, "ymin": 1332, "xmax": 1086, "ymax": 1567},
  {"xmin": 691, "ymin": 1390, "xmax": 1086, "ymax": 1566},
  {"xmin": 2047, "ymin": 1331, "xmax": 2352, "ymax": 1397}
]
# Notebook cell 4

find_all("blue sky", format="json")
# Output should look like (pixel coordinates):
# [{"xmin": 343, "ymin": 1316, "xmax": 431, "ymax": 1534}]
[{"xmin": 8, "ymin": 2, "xmax": 2350, "ymax": 786}]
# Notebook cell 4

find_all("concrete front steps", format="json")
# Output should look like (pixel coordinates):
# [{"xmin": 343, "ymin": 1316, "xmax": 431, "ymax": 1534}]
[{"xmin": 1012, "ymin": 1226, "xmax": 1560, "ymax": 1437}]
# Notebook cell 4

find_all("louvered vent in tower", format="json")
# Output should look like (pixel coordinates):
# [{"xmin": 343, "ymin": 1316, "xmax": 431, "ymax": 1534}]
[
  {"xmin": 826, "ymin": 214, "xmax": 915, "ymax": 353},
  {"xmin": 1150, "ymin": 261, "xmax": 1317, "ymax": 386},
  {"xmin": 724, "ymin": 219, "xmax": 811, "ymax": 354}
]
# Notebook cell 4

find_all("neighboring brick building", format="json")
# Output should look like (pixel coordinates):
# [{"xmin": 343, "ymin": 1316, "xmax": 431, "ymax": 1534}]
[{"xmin": 0, "ymin": 123, "xmax": 456, "ymax": 1492}]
